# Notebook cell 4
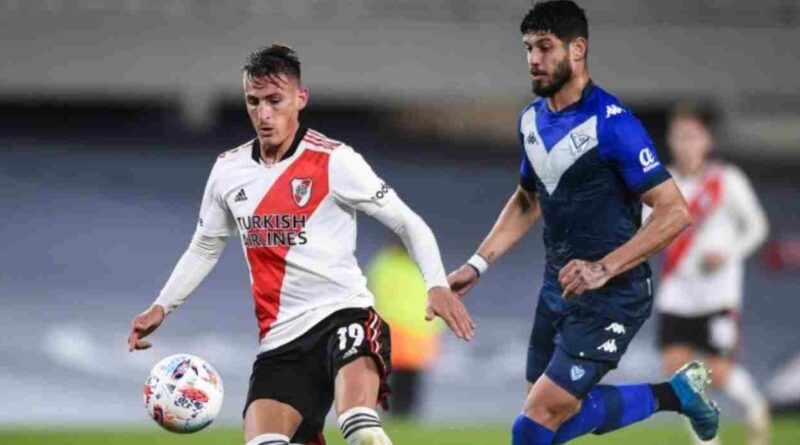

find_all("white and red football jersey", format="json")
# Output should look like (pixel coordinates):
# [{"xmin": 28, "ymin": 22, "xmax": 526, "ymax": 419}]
[
  {"xmin": 655, "ymin": 162, "xmax": 768, "ymax": 316},
  {"xmin": 197, "ymin": 128, "xmax": 395, "ymax": 352}
]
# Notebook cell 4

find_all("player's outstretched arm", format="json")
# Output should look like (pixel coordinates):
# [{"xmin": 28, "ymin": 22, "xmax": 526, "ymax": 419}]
[
  {"xmin": 449, "ymin": 185, "xmax": 541, "ymax": 297},
  {"xmin": 559, "ymin": 179, "xmax": 691, "ymax": 297},
  {"xmin": 127, "ymin": 232, "xmax": 229, "ymax": 351}
]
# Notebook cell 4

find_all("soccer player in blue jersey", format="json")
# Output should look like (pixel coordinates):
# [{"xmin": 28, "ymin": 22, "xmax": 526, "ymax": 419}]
[{"xmin": 447, "ymin": 2, "xmax": 721, "ymax": 444}]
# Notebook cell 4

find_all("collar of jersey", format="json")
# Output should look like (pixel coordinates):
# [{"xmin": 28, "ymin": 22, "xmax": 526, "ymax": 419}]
[
  {"xmin": 542, "ymin": 80, "xmax": 595, "ymax": 115},
  {"xmin": 250, "ymin": 127, "xmax": 309, "ymax": 165}
]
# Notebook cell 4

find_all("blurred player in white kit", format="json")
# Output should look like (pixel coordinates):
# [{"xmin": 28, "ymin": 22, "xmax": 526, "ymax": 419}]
[{"xmin": 654, "ymin": 105, "xmax": 771, "ymax": 445}]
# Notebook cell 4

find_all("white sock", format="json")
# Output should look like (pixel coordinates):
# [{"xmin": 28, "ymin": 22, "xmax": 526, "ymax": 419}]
[
  {"xmin": 246, "ymin": 433, "xmax": 290, "ymax": 445},
  {"xmin": 338, "ymin": 407, "xmax": 392, "ymax": 445},
  {"xmin": 724, "ymin": 366, "xmax": 771, "ymax": 445}
]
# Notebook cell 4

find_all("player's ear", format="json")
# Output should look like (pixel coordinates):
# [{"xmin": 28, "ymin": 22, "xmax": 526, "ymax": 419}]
[
  {"xmin": 296, "ymin": 85, "xmax": 309, "ymax": 111},
  {"xmin": 570, "ymin": 37, "xmax": 588, "ymax": 62}
]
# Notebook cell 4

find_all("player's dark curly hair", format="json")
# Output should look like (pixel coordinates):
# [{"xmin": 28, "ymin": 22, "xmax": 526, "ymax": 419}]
[
  {"xmin": 243, "ymin": 44, "xmax": 301, "ymax": 82},
  {"xmin": 520, "ymin": 0, "xmax": 588, "ymax": 43}
]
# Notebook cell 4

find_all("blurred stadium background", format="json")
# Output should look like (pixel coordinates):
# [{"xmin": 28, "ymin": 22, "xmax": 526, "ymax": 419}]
[{"xmin": 1, "ymin": 1, "xmax": 799, "ymax": 444}]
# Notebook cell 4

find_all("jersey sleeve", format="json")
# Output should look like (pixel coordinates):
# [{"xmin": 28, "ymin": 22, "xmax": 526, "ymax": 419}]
[
  {"xmin": 196, "ymin": 161, "xmax": 237, "ymax": 237},
  {"xmin": 724, "ymin": 165, "xmax": 769, "ymax": 260},
  {"xmin": 329, "ymin": 146, "xmax": 396, "ymax": 215},
  {"xmin": 518, "ymin": 112, "xmax": 537, "ymax": 192},
  {"xmin": 601, "ymin": 112, "xmax": 671, "ymax": 195}
]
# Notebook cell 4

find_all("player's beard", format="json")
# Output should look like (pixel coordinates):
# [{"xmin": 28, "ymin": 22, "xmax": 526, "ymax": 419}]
[{"xmin": 532, "ymin": 56, "xmax": 572, "ymax": 97}]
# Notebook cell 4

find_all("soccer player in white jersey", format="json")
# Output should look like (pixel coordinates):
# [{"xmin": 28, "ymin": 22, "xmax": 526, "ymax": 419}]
[
  {"xmin": 656, "ymin": 105, "xmax": 770, "ymax": 445},
  {"xmin": 126, "ymin": 44, "xmax": 474, "ymax": 445}
]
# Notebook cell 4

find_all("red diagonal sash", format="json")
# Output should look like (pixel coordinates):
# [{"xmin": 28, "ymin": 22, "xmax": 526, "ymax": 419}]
[{"xmin": 661, "ymin": 167, "xmax": 724, "ymax": 278}]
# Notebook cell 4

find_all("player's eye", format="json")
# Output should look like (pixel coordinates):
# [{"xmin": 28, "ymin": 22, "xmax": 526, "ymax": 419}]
[{"xmin": 246, "ymin": 96, "xmax": 259, "ymax": 106}]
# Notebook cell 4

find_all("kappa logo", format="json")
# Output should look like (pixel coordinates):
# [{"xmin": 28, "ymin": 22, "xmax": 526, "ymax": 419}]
[
  {"xmin": 234, "ymin": 188, "xmax": 248, "ymax": 202},
  {"xmin": 597, "ymin": 339, "xmax": 618, "ymax": 353},
  {"xmin": 526, "ymin": 131, "xmax": 538, "ymax": 145},
  {"xmin": 291, "ymin": 178, "xmax": 313, "ymax": 207},
  {"xmin": 570, "ymin": 131, "xmax": 594, "ymax": 156},
  {"xmin": 606, "ymin": 104, "xmax": 625, "ymax": 118},
  {"xmin": 570, "ymin": 365, "xmax": 586, "ymax": 381},
  {"xmin": 604, "ymin": 323, "xmax": 626, "ymax": 335}
]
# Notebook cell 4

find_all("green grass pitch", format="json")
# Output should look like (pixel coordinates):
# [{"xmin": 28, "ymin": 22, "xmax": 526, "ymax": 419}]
[{"xmin": 2, "ymin": 416, "xmax": 799, "ymax": 444}]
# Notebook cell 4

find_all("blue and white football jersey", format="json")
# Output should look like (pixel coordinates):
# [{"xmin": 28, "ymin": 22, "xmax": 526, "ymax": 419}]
[{"xmin": 519, "ymin": 82, "xmax": 670, "ymax": 288}]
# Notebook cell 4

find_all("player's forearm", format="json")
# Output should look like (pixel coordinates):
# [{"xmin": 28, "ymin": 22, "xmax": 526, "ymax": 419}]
[
  {"xmin": 730, "ymin": 196, "xmax": 769, "ymax": 260},
  {"xmin": 601, "ymin": 199, "xmax": 691, "ymax": 277},
  {"xmin": 476, "ymin": 186, "xmax": 540, "ymax": 264},
  {"xmin": 371, "ymin": 198, "xmax": 449, "ymax": 290},
  {"xmin": 153, "ymin": 233, "xmax": 228, "ymax": 315},
  {"xmin": 733, "ymin": 216, "xmax": 768, "ymax": 260}
]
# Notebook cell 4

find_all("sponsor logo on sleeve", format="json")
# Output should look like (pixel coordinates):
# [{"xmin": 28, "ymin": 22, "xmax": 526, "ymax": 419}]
[
  {"xmin": 371, "ymin": 183, "xmax": 391, "ymax": 202},
  {"xmin": 639, "ymin": 147, "xmax": 660, "ymax": 173}
]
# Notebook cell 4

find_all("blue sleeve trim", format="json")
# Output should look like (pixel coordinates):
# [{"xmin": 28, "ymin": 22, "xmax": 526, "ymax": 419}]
[{"xmin": 630, "ymin": 167, "xmax": 671, "ymax": 195}]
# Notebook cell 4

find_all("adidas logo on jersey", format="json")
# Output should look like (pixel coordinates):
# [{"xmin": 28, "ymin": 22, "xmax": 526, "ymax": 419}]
[
  {"xmin": 606, "ymin": 104, "xmax": 625, "ymax": 118},
  {"xmin": 597, "ymin": 339, "xmax": 618, "ymax": 353},
  {"xmin": 234, "ymin": 188, "xmax": 248, "ymax": 202},
  {"xmin": 604, "ymin": 323, "xmax": 626, "ymax": 335}
]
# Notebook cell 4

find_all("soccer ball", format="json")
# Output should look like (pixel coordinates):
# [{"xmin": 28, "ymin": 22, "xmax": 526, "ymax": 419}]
[{"xmin": 143, "ymin": 353, "xmax": 224, "ymax": 433}]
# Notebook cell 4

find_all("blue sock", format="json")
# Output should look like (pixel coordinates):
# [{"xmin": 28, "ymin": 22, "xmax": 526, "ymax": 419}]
[
  {"xmin": 512, "ymin": 415, "xmax": 554, "ymax": 445},
  {"xmin": 552, "ymin": 384, "xmax": 657, "ymax": 444}
]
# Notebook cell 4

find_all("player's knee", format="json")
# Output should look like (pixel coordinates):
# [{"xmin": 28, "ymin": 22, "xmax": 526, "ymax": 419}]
[
  {"xmin": 338, "ymin": 407, "xmax": 392, "ymax": 445},
  {"xmin": 523, "ymin": 396, "xmax": 581, "ymax": 426}
]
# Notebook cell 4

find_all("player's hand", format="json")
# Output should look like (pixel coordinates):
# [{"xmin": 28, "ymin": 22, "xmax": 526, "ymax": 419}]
[
  {"xmin": 425, "ymin": 286, "xmax": 475, "ymax": 341},
  {"xmin": 558, "ymin": 259, "xmax": 611, "ymax": 298},
  {"xmin": 128, "ymin": 304, "xmax": 165, "ymax": 352},
  {"xmin": 701, "ymin": 251, "xmax": 727, "ymax": 274},
  {"xmin": 447, "ymin": 264, "xmax": 480, "ymax": 298}
]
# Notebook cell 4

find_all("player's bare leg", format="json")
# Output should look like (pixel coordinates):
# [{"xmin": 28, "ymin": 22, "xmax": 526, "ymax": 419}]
[
  {"xmin": 662, "ymin": 345, "xmax": 696, "ymax": 375},
  {"xmin": 708, "ymin": 355, "xmax": 771, "ymax": 445},
  {"xmin": 522, "ymin": 375, "xmax": 582, "ymax": 431},
  {"xmin": 244, "ymin": 399, "xmax": 303, "ymax": 445},
  {"xmin": 334, "ymin": 356, "xmax": 392, "ymax": 445}
]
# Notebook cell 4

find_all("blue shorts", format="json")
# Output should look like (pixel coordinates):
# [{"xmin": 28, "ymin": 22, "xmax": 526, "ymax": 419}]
[{"xmin": 526, "ymin": 279, "xmax": 652, "ymax": 398}]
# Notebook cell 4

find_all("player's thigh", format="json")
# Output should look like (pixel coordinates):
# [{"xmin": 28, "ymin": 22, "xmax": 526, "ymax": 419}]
[
  {"xmin": 244, "ymin": 399, "xmax": 303, "ymax": 442},
  {"xmin": 526, "ymin": 297, "xmax": 559, "ymax": 385},
  {"xmin": 658, "ymin": 312, "xmax": 702, "ymax": 375},
  {"xmin": 661, "ymin": 345, "xmax": 696, "ymax": 376},
  {"xmin": 329, "ymin": 308, "xmax": 392, "ymax": 415},
  {"xmin": 244, "ymin": 346, "xmax": 332, "ymax": 444},
  {"xmin": 706, "ymin": 310, "xmax": 739, "ymax": 361},
  {"xmin": 335, "ymin": 356, "xmax": 382, "ymax": 414}
]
